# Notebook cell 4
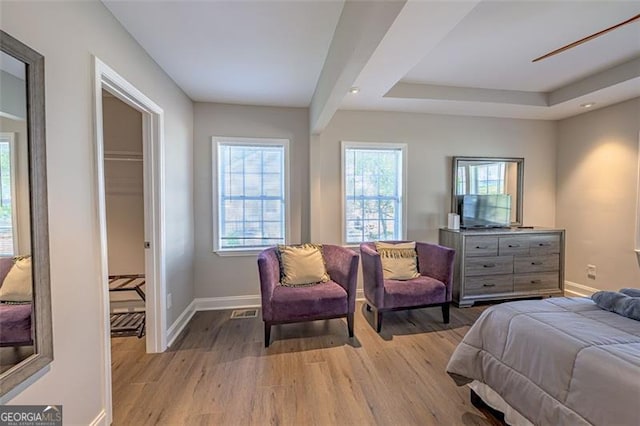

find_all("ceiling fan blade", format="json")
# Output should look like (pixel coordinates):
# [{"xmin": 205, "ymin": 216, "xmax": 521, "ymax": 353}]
[{"xmin": 532, "ymin": 13, "xmax": 640, "ymax": 62}]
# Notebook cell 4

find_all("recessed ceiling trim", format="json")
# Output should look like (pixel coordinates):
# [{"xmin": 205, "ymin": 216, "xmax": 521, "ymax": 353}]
[
  {"xmin": 383, "ymin": 55, "xmax": 640, "ymax": 110},
  {"xmin": 548, "ymin": 56, "xmax": 640, "ymax": 105},
  {"xmin": 385, "ymin": 82, "xmax": 548, "ymax": 106},
  {"xmin": 348, "ymin": 0, "xmax": 480, "ymax": 101}
]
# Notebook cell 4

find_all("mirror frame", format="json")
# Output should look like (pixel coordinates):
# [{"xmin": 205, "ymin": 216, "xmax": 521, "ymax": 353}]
[
  {"xmin": 0, "ymin": 30, "xmax": 52, "ymax": 397},
  {"xmin": 451, "ymin": 156, "xmax": 525, "ymax": 226}
]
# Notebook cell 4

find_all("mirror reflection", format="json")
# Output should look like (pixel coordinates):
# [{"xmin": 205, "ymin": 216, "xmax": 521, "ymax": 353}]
[
  {"xmin": 452, "ymin": 157, "xmax": 524, "ymax": 226},
  {"xmin": 0, "ymin": 50, "xmax": 33, "ymax": 374}
]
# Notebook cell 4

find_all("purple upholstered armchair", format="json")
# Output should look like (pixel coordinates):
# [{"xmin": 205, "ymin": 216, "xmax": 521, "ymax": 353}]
[
  {"xmin": 257, "ymin": 245, "xmax": 359, "ymax": 347},
  {"xmin": 360, "ymin": 241, "xmax": 455, "ymax": 332},
  {"xmin": 0, "ymin": 257, "xmax": 33, "ymax": 347}
]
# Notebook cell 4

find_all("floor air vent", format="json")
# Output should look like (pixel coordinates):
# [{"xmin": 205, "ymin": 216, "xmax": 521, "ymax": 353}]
[{"xmin": 230, "ymin": 309, "xmax": 258, "ymax": 319}]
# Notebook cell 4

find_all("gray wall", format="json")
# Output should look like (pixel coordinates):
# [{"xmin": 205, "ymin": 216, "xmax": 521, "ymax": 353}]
[
  {"xmin": 557, "ymin": 98, "xmax": 640, "ymax": 290},
  {"xmin": 193, "ymin": 103, "xmax": 309, "ymax": 298},
  {"xmin": 193, "ymin": 106, "xmax": 557, "ymax": 300},
  {"xmin": 311, "ymin": 110, "xmax": 558, "ymax": 244},
  {"xmin": 1, "ymin": 1, "xmax": 195, "ymax": 422}
]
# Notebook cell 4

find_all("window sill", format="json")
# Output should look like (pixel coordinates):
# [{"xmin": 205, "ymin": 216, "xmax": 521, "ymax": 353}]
[
  {"xmin": 214, "ymin": 248, "xmax": 265, "ymax": 257},
  {"xmin": 342, "ymin": 243, "xmax": 361, "ymax": 250}
]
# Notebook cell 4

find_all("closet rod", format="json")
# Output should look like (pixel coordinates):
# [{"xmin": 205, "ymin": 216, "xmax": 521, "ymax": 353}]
[
  {"xmin": 104, "ymin": 157, "xmax": 143, "ymax": 162},
  {"xmin": 104, "ymin": 150, "xmax": 143, "ymax": 162}
]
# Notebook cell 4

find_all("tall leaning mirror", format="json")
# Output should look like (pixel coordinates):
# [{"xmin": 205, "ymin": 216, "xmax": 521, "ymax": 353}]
[
  {"xmin": 0, "ymin": 30, "xmax": 52, "ymax": 398},
  {"xmin": 451, "ymin": 156, "xmax": 524, "ymax": 226}
]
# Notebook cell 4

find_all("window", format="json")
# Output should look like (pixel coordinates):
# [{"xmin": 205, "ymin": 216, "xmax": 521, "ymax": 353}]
[
  {"xmin": 342, "ymin": 142, "xmax": 406, "ymax": 244},
  {"xmin": 213, "ymin": 137, "xmax": 289, "ymax": 253},
  {"xmin": 0, "ymin": 134, "xmax": 17, "ymax": 257},
  {"xmin": 456, "ymin": 166, "xmax": 467, "ymax": 194},
  {"xmin": 457, "ymin": 163, "xmax": 508, "ymax": 194},
  {"xmin": 469, "ymin": 162, "xmax": 506, "ymax": 195}
]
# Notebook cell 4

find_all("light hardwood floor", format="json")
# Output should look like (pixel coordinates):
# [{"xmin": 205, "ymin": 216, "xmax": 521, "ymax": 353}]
[{"xmin": 111, "ymin": 302, "xmax": 490, "ymax": 425}]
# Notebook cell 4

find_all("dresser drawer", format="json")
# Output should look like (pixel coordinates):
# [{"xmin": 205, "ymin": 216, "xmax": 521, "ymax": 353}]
[
  {"xmin": 465, "ymin": 275, "xmax": 513, "ymax": 295},
  {"xmin": 499, "ymin": 237, "xmax": 530, "ymax": 256},
  {"xmin": 514, "ymin": 272, "xmax": 560, "ymax": 292},
  {"xmin": 465, "ymin": 236, "xmax": 498, "ymax": 257},
  {"xmin": 514, "ymin": 254, "xmax": 559, "ymax": 273},
  {"xmin": 465, "ymin": 256, "xmax": 513, "ymax": 276},
  {"xmin": 529, "ymin": 234, "xmax": 561, "ymax": 255}
]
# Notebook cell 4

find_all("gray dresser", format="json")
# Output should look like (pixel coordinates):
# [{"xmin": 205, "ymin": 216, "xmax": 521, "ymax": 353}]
[{"xmin": 439, "ymin": 228, "xmax": 565, "ymax": 307}]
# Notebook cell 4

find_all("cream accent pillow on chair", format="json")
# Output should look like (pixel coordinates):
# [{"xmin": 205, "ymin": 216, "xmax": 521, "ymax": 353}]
[
  {"xmin": 278, "ymin": 244, "xmax": 330, "ymax": 287},
  {"xmin": 375, "ymin": 241, "xmax": 420, "ymax": 280},
  {"xmin": 0, "ymin": 256, "xmax": 33, "ymax": 302}
]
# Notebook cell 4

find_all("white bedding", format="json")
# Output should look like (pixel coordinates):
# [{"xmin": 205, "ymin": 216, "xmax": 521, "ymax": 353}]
[{"xmin": 446, "ymin": 297, "xmax": 640, "ymax": 425}]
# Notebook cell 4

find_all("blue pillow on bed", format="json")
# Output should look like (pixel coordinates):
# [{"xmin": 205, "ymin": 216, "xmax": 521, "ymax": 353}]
[
  {"xmin": 591, "ymin": 291, "xmax": 640, "ymax": 321},
  {"xmin": 620, "ymin": 288, "xmax": 640, "ymax": 298}
]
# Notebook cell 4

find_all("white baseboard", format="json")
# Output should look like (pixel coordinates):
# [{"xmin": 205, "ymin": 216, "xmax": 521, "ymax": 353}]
[
  {"xmin": 194, "ymin": 289, "xmax": 367, "ymax": 312},
  {"xmin": 90, "ymin": 410, "xmax": 107, "ymax": 426},
  {"xmin": 194, "ymin": 295, "xmax": 262, "ymax": 311},
  {"xmin": 564, "ymin": 281, "xmax": 598, "ymax": 297},
  {"xmin": 168, "ymin": 290, "xmax": 366, "ymax": 344},
  {"xmin": 167, "ymin": 299, "xmax": 196, "ymax": 347}
]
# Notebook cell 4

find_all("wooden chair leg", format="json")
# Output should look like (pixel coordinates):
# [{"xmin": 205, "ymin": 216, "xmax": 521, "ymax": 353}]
[
  {"xmin": 347, "ymin": 313, "xmax": 354, "ymax": 337},
  {"xmin": 442, "ymin": 303, "xmax": 450, "ymax": 324},
  {"xmin": 264, "ymin": 322, "xmax": 271, "ymax": 347},
  {"xmin": 374, "ymin": 309, "xmax": 383, "ymax": 333}
]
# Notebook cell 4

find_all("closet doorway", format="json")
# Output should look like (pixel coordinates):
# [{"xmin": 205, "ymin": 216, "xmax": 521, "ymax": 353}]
[
  {"xmin": 93, "ymin": 57, "xmax": 166, "ymax": 425},
  {"xmin": 102, "ymin": 90, "xmax": 146, "ymax": 339}
]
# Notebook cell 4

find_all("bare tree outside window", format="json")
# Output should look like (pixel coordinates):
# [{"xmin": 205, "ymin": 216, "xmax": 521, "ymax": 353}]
[{"xmin": 343, "ymin": 143, "xmax": 405, "ymax": 243}]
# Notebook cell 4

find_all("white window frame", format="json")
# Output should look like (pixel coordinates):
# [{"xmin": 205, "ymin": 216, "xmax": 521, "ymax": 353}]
[
  {"xmin": 341, "ymin": 141, "xmax": 408, "ymax": 246},
  {"xmin": 0, "ymin": 132, "xmax": 18, "ymax": 256},
  {"xmin": 212, "ymin": 136, "xmax": 290, "ymax": 256}
]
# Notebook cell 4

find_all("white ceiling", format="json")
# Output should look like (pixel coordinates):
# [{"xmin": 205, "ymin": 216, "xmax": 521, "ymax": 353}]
[
  {"xmin": 103, "ymin": 0, "xmax": 344, "ymax": 107},
  {"xmin": 103, "ymin": 0, "xmax": 640, "ymax": 124},
  {"xmin": 403, "ymin": 1, "xmax": 640, "ymax": 92}
]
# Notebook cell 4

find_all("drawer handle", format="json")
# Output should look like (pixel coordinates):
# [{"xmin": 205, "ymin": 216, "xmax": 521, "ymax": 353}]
[
  {"xmin": 530, "ymin": 279, "xmax": 542, "ymax": 284},
  {"xmin": 483, "ymin": 264, "xmax": 496, "ymax": 268},
  {"xmin": 538, "ymin": 243, "xmax": 551, "ymax": 247},
  {"xmin": 508, "ymin": 244, "xmax": 520, "ymax": 248},
  {"xmin": 475, "ymin": 245, "xmax": 488, "ymax": 249},
  {"xmin": 531, "ymin": 261, "xmax": 543, "ymax": 266},
  {"xmin": 483, "ymin": 283, "xmax": 496, "ymax": 288}
]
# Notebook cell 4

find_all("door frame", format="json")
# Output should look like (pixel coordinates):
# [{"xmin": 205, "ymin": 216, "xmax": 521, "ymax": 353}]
[{"xmin": 92, "ymin": 56, "xmax": 167, "ymax": 424}]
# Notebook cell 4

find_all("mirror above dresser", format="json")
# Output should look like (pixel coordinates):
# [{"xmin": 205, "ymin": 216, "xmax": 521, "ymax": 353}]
[{"xmin": 451, "ymin": 156, "xmax": 524, "ymax": 227}]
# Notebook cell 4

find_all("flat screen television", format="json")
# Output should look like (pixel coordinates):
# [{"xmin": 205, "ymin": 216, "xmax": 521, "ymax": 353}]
[{"xmin": 457, "ymin": 194, "xmax": 511, "ymax": 228}]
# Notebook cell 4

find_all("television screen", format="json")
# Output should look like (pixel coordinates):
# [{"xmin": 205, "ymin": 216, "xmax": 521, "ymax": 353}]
[{"xmin": 458, "ymin": 194, "xmax": 511, "ymax": 228}]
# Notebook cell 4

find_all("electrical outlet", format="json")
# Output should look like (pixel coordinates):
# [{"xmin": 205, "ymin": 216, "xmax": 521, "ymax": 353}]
[
  {"xmin": 587, "ymin": 264, "xmax": 597, "ymax": 280},
  {"xmin": 167, "ymin": 293, "xmax": 172, "ymax": 309}
]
